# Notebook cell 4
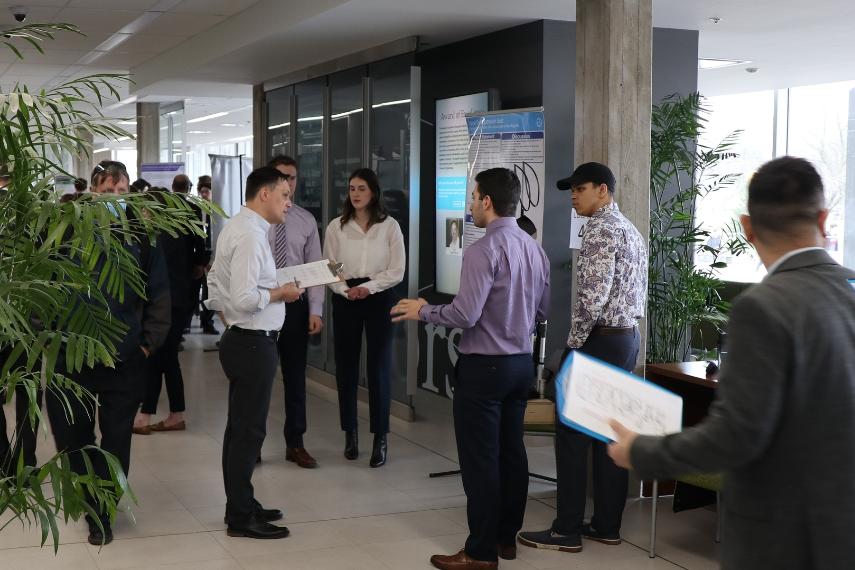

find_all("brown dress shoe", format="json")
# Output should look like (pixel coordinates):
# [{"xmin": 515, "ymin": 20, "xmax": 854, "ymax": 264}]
[
  {"xmin": 150, "ymin": 420, "xmax": 186, "ymax": 432},
  {"xmin": 430, "ymin": 550, "xmax": 497, "ymax": 570},
  {"xmin": 497, "ymin": 543, "xmax": 516, "ymax": 560},
  {"xmin": 132, "ymin": 425, "xmax": 151, "ymax": 435},
  {"xmin": 285, "ymin": 447, "xmax": 318, "ymax": 468}
]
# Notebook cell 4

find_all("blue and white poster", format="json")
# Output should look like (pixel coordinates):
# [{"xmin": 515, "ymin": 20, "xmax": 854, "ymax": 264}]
[
  {"xmin": 464, "ymin": 109, "xmax": 545, "ymax": 250},
  {"xmin": 435, "ymin": 93, "xmax": 489, "ymax": 295}
]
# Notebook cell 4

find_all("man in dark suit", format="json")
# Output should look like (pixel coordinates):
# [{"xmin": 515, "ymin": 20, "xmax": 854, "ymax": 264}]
[{"xmin": 609, "ymin": 156, "xmax": 855, "ymax": 569}]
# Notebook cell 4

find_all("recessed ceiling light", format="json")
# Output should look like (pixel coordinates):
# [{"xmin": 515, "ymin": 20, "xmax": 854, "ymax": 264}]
[
  {"xmin": 698, "ymin": 58, "xmax": 751, "ymax": 70},
  {"xmin": 118, "ymin": 120, "xmax": 137, "ymax": 126},
  {"xmin": 220, "ymin": 123, "xmax": 240, "ymax": 127},
  {"xmin": 187, "ymin": 130, "xmax": 212, "ymax": 134},
  {"xmin": 187, "ymin": 111, "xmax": 230, "ymax": 124}
]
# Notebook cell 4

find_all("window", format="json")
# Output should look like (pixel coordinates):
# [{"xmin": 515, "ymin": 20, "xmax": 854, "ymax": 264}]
[{"xmin": 697, "ymin": 80, "xmax": 855, "ymax": 281}]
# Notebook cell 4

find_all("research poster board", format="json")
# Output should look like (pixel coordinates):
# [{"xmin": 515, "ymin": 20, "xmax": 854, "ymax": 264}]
[
  {"xmin": 464, "ymin": 108, "xmax": 545, "ymax": 250},
  {"xmin": 140, "ymin": 162, "xmax": 185, "ymax": 189},
  {"xmin": 435, "ymin": 92, "xmax": 489, "ymax": 295}
]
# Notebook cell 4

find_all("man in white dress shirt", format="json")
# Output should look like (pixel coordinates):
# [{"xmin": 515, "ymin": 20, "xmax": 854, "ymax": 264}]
[{"xmin": 206, "ymin": 166, "xmax": 303, "ymax": 539}]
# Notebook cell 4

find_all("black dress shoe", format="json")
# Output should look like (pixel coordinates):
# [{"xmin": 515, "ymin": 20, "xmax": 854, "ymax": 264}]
[
  {"xmin": 87, "ymin": 519, "xmax": 113, "ymax": 546},
  {"xmin": 225, "ymin": 502, "xmax": 283, "ymax": 524},
  {"xmin": 369, "ymin": 434, "xmax": 387, "ymax": 468},
  {"xmin": 344, "ymin": 430, "xmax": 359, "ymax": 460},
  {"xmin": 226, "ymin": 518, "xmax": 290, "ymax": 539}
]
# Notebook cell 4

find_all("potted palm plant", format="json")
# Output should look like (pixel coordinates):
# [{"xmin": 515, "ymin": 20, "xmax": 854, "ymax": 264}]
[
  {"xmin": 647, "ymin": 93, "xmax": 749, "ymax": 363},
  {"xmin": 0, "ymin": 22, "xmax": 216, "ymax": 548}
]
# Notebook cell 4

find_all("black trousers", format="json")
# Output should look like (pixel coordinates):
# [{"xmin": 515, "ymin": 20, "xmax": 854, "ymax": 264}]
[
  {"xmin": 192, "ymin": 277, "xmax": 215, "ymax": 329},
  {"xmin": 47, "ymin": 351, "xmax": 147, "ymax": 523},
  {"xmin": 219, "ymin": 329, "xmax": 278, "ymax": 522},
  {"xmin": 454, "ymin": 353, "xmax": 532, "ymax": 562},
  {"xmin": 331, "ymin": 289, "xmax": 395, "ymax": 435},
  {"xmin": 552, "ymin": 328, "xmax": 640, "ymax": 536},
  {"xmin": 0, "ymin": 383, "xmax": 42, "ymax": 471},
  {"xmin": 142, "ymin": 307, "xmax": 188, "ymax": 414},
  {"xmin": 277, "ymin": 297, "xmax": 309, "ymax": 448}
]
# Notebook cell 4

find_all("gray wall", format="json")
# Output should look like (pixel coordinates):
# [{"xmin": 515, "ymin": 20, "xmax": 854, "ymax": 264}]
[{"xmin": 539, "ymin": 24, "xmax": 699, "ymax": 355}]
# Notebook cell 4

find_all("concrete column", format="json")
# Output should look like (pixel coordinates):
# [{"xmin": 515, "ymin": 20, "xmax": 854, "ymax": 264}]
[
  {"xmin": 136, "ymin": 102, "xmax": 160, "ymax": 175},
  {"xmin": 575, "ymin": 0, "xmax": 653, "ymax": 364},
  {"xmin": 253, "ymin": 83, "xmax": 266, "ymax": 168},
  {"xmin": 73, "ymin": 128, "xmax": 94, "ymax": 181}
]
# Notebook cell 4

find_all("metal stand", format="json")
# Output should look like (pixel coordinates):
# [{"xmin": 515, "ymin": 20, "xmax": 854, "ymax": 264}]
[{"xmin": 427, "ymin": 321, "xmax": 556, "ymax": 484}]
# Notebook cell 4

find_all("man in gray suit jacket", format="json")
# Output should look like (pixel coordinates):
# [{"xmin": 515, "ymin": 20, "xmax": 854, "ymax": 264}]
[{"xmin": 609, "ymin": 156, "xmax": 855, "ymax": 570}]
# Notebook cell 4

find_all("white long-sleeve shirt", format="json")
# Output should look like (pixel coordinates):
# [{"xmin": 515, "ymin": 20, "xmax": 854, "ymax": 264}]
[
  {"xmin": 323, "ymin": 215, "xmax": 405, "ymax": 297},
  {"xmin": 206, "ymin": 206, "xmax": 285, "ymax": 330}
]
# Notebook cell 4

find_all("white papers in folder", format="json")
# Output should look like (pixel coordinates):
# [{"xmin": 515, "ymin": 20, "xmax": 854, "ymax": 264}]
[
  {"xmin": 555, "ymin": 351, "xmax": 683, "ymax": 443},
  {"xmin": 276, "ymin": 259, "xmax": 343, "ymax": 288}
]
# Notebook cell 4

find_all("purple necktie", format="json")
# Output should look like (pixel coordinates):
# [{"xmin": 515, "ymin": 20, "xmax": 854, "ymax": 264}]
[{"xmin": 274, "ymin": 223, "xmax": 288, "ymax": 269}]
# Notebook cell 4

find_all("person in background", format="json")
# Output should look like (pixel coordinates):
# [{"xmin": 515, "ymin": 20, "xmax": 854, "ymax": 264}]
[
  {"xmin": 130, "ymin": 178, "xmax": 150, "ymax": 193},
  {"xmin": 47, "ymin": 160, "xmax": 171, "ymax": 545},
  {"xmin": 519, "ymin": 161, "xmax": 646, "ymax": 554},
  {"xmin": 392, "ymin": 168, "xmax": 550, "ymax": 570},
  {"xmin": 267, "ymin": 155, "xmax": 323, "ymax": 469},
  {"xmin": 194, "ymin": 175, "xmax": 218, "ymax": 334},
  {"xmin": 172, "ymin": 175, "xmax": 209, "ymax": 335},
  {"xmin": 133, "ymin": 188, "xmax": 199, "ymax": 434},
  {"xmin": 74, "ymin": 177, "xmax": 88, "ymax": 193},
  {"xmin": 323, "ymin": 167, "xmax": 405, "ymax": 468},
  {"xmin": 608, "ymin": 157, "xmax": 855, "ymax": 570}
]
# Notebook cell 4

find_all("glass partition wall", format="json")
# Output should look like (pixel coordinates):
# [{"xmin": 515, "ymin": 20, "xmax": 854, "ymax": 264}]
[{"xmin": 264, "ymin": 55, "xmax": 417, "ymax": 410}]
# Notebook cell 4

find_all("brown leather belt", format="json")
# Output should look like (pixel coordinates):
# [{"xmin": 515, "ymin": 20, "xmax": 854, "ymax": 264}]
[{"xmin": 590, "ymin": 326, "xmax": 636, "ymax": 336}]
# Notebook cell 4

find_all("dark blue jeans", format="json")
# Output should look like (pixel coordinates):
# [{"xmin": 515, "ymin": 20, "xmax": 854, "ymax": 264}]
[
  {"xmin": 553, "ymin": 327, "xmax": 640, "ymax": 536},
  {"xmin": 454, "ymin": 353, "xmax": 533, "ymax": 562}
]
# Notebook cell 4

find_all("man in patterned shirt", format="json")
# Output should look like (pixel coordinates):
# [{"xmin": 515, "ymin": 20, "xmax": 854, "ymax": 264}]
[{"xmin": 519, "ymin": 161, "xmax": 647, "ymax": 554}]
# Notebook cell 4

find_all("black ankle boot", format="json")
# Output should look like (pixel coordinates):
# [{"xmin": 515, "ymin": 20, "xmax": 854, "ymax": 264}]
[
  {"xmin": 369, "ymin": 434, "xmax": 387, "ymax": 468},
  {"xmin": 344, "ymin": 430, "xmax": 359, "ymax": 460}
]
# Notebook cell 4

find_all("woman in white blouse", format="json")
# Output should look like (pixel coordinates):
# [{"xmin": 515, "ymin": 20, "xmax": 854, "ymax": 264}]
[{"xmin": 324, "ymin": 168, "xmax": 405, "ymax": 468}]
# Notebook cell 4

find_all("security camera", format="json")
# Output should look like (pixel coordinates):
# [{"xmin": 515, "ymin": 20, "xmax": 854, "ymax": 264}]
[{"xmin": 10, "ymin": 7, "xmax": 28, "ymax": 23}]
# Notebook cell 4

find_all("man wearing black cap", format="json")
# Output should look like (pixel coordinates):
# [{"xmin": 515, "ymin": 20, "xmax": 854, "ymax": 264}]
[{"xmin": 518, "ymin": 162, "xmax": 647, "ymax": 554}]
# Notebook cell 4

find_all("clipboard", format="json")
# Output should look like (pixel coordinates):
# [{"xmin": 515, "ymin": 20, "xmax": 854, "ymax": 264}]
[{"xmin": 276, "ymin": 259, "xmax": 344, "ymax": 288}]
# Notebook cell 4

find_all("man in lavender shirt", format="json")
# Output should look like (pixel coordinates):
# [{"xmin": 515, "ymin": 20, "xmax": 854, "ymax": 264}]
[
  {"xmin": 393, "ymin": 168, "xmax": 550, "ymax": 570},
  {"xmin": 267, "ymin": 156, "xmax": 324, "ymax": 469}
]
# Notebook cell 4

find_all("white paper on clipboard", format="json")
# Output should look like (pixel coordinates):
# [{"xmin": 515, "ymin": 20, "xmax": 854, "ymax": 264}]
[
  {"xmin": 555, "ymin": 351, "xmax": 683, "ymax": 443},
  {"xmin": 276, "ymin": 259, "xmax": 343, "ymax": 288}
]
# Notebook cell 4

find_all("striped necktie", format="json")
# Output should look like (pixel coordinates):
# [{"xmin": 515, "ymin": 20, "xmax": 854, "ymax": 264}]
[{"xmin": 274, "ymin": 223, "xmax": 288, "ymax": 269}]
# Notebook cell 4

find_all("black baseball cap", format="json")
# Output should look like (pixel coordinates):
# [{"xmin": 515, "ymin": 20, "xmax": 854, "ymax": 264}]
[{"xmin": 557, "ymin": 162, "xmax": 616, "ymax": 192}]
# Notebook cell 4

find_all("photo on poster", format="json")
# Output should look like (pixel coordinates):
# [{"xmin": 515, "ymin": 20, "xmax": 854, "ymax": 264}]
[{"xmin": 445, "ymin": 217, "xmax": 463, "ymax": 255}]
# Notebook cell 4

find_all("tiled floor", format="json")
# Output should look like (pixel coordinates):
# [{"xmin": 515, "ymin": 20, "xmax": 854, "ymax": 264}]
[{"xmin": 0, "ymin": 331, "xmax": 720, "ymax": 569}]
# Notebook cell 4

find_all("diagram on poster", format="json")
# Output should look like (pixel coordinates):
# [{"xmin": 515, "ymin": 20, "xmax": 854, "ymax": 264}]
[{"xmin": 464, "ymin": 109, "xmax": 545, "ymax": 251}]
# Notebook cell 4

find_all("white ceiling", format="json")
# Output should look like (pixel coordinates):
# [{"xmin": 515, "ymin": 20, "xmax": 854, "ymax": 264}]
[{"xmin": 1, "ymin": 0, "xmax": 853, "ymax": 150}]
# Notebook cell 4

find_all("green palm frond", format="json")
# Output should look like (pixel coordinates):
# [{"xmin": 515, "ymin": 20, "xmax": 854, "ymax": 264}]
[{"xmin": 0, "ymin": 21, "xmax": 223, "ymax": 551}]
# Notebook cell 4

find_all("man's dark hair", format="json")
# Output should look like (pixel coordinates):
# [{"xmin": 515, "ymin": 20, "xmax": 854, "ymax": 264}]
[
  {"xmin": 130, "ymin": 178, "xmax": 150, "ymax": 193},
  {"xmin": 340, "ymin": 167, "xmax": 387, "ymax": 229},
  {"xmin": 268, "ymin": 155, "xmax": 298, "ymax": 170},
  {"xmin": 245, "ymin": 166, "xmax": 287, "ymax": 201},
  {"xmin": 74, "ymin": 177, "xmax": 88, "ymax": 192},
  {"xmin": 172, "ymin": 174, "xmax": 192, "ymax": 193},
  {"xmin": 197, "ymin": 175, "xmax": 212, "ymax": 189},
  {"xmin": 748, "ymin": 156, "xmax": 825, "ymax": 237},
  {"xmin": 475, "ymin": 168, "xmax": 520, "ymax": 217},
  {"xmin": 516, "ymin": 214, "xmax": 537, "ymax": 237}
]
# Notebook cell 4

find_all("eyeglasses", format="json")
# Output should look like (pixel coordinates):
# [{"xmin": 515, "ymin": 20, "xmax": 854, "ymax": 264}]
[{"xmin": 282, "ymin": 174, "xmax": 296, "ymax": 181}]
